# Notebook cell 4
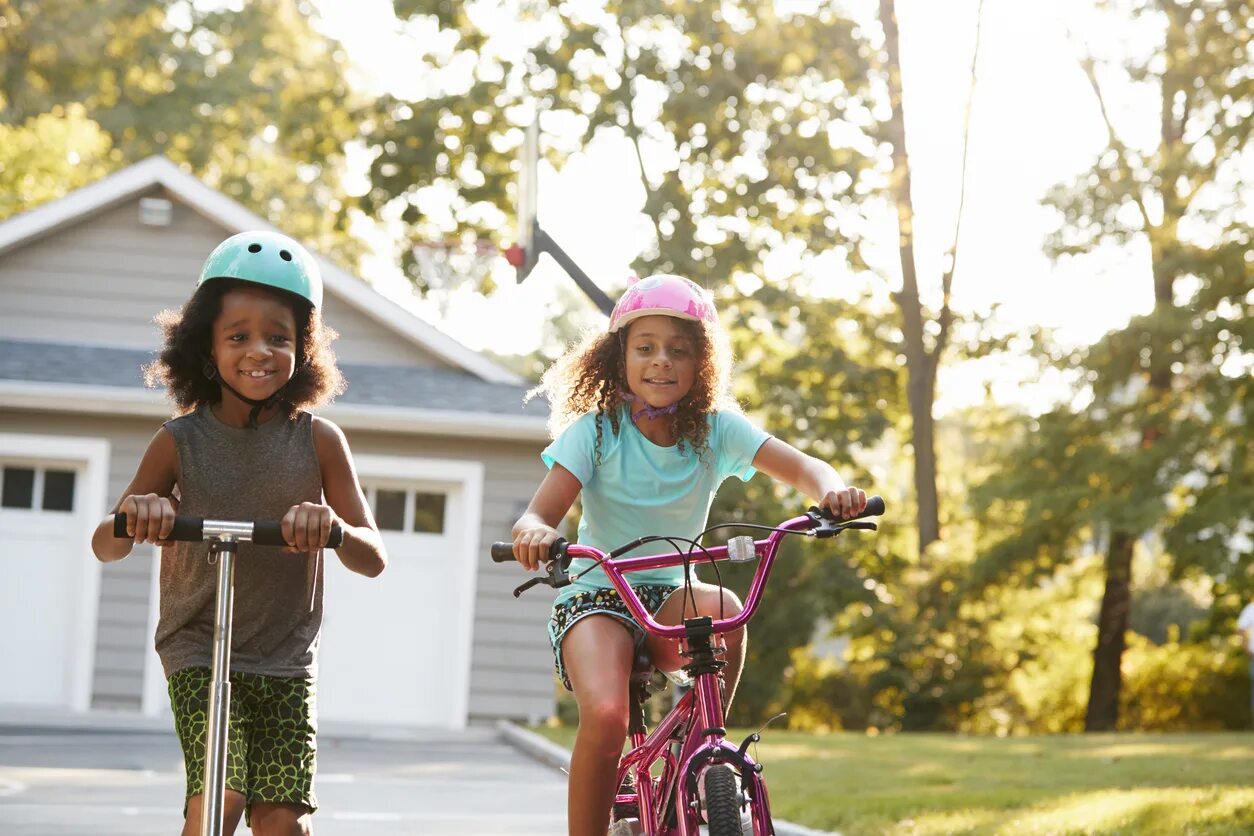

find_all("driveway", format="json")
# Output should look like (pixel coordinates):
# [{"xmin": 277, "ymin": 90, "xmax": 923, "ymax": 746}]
[{"xmin": 0, "ymin": 724, "xmax": 567, "ymax": 835}]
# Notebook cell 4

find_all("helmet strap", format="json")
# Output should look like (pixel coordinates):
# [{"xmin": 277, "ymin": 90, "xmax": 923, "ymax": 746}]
[
  {"xmin": 619, "ymin": 389, "xmax": 679, "ymax": 422},
  {"xmin": 202, "ymin": 356, "xmax": 291, "ymax": 429}
]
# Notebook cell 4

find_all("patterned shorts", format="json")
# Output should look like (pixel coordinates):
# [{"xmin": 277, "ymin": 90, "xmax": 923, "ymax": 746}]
[
  {"xmin": 548, "ymin": 584, "xmax": 679, "ymax": 691},
  {"xmin": 168, "ymin": 667, "xmax": 318, "ymax": 822}
]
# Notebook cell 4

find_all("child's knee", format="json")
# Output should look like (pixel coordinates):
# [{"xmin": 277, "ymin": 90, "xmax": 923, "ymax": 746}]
[
  {"xmin": 696, "ymin": 585, "xmax": 742, "ymax": 615},
  {"xmin": 249, "ymin": 802, "xmax": 311, "ymax": 836},
  {"xmin": 577, "ymin": 695, "xmax": 630, "ymax": 743}
]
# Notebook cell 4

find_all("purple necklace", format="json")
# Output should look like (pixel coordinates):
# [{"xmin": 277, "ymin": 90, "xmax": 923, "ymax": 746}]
[{"xmin": 621, "ymin": 391, "xmax": 679, "ymax": 421}]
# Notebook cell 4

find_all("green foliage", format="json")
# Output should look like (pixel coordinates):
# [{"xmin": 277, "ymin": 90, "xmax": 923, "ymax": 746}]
[
  {"xmin": 0, "ymin": 104, "xmax": 112, "ymax": 220},
  {"xmin": 971, "ymin": 0, "xmax": 1252, "ymax": 729},
  {"xmin": 1, "ymin": 0, "xmax": 363, "ymax": 252},
  {"xmin": 368, "ymin": 0, "xmax": 878, "ymax": 292}
]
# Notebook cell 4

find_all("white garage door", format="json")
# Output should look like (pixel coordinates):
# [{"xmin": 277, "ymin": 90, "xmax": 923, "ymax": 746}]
[
  {"xmin": 0, "ymin": 436, "xmax": 107, "ymax": 713},
  {"xmin": 316, "ymin": 457, "xmax": 482, "ymax": 730}
]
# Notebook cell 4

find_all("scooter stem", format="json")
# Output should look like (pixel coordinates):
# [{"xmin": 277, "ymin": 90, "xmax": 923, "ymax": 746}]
[{"xmin": 201, "ymin": 538, "xmax": 237, "ymax": 836}]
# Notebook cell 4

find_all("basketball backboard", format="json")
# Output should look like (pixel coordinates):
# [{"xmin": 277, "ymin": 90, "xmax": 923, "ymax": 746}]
[{"xmin": 504, "ymin": 121, "xmax": 540, "ymax": 283}]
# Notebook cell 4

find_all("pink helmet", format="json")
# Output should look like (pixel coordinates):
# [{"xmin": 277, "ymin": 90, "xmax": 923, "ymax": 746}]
[{"xmin": 608, "ymin": 274, "xmax": 717, "ymax": 333}]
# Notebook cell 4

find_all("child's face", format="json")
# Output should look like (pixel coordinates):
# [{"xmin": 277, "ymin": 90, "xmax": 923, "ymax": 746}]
[
  {"xmin": 211, "ymin": 286, "xmax": 299, "ymax": 401},
  {"xmin": 623, "ymin": 315, "xmax": 698, "ymax": 409}
]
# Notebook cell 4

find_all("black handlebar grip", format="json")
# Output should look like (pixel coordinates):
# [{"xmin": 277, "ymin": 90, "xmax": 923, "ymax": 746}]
[
  {"xmin": 252, "ymin": 521, "xmax": 343, "ymax": 549},
  {"xmin": 862, "ymin": 495, "xmax": 886, "ymax": 518},
  {"xmin": 491, "ymin": 542, "xmax": 516, "ymax": 562},
  {"xmin": 252, "ymin": 521, "xmax": 287, "ymax": 547},
  {"xmin": 113, "ymin": 513, "xmax": 204, "ymax": 542}
]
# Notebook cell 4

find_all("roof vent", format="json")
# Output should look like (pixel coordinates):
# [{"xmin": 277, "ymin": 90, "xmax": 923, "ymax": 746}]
[{"xmin": 138, "ymin": 197, "xmax": 173, "ymax": 227}]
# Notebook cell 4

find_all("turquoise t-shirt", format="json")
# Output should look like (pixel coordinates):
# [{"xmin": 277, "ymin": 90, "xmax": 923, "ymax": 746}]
[{"xmin": 542, "ymin": 408, "xmax": 772, "ymax": 605}]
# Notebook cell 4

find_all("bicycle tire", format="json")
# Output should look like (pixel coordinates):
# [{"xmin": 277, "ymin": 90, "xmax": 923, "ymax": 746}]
[{"xmin": 703, "ymin": 765, "xmax": 746, "ymax": 836}]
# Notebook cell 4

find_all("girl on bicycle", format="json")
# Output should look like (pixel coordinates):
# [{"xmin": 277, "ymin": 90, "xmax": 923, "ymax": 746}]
[
  {"xmin": 510, "ymin": 274, "xmax": 866, "ymax": 836},
  {"xmin": 91, "ymin": 231, "xmax": 387, "ymax": 836}
]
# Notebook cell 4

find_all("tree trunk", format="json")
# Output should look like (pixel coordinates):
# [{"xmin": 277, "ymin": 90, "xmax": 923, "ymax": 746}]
[
  {"xmin": 878, "ymin": 0, "xmax": 941, "ymax": 554},
  {"xmin": 1084, "ymin": 530, "xmax": 1134, "ymax": 730}
]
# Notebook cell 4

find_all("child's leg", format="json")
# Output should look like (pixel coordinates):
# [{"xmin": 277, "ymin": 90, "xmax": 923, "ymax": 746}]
[
  {"xmin": 183, "ymin": 792, "xmax": 247, "ymax": 836},
  {"xmin": 562, "ymin": 615, "xmax": 637, "ymax": 836},
  {"xmin": 249, "ymin": 802, "xmax": 313, "ymax": 835},
  {"xmin": 238, "ymin": 672, "xmax": 318, "ymax": 835},
  {"xmin": 169, "ymin": 667, "xmax": 250, "ymax": 835},
  {"xmin": 645, "ymin": 582, "xmax": 747, "ymax": 707}
]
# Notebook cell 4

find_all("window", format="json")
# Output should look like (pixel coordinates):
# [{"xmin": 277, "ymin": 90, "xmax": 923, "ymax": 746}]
[
  {"xmin": 0, "ymin": 465, "xmax": 76, "ymax": 512},
  {"xmin": 42, "ymin": 470, "xmax": 76, "ymax": 512},
  {"xmin": 1, "ymin": 467, "xmax": 34, "ymax": 509},
  {"xmin": 375, "ymin": 489, "xmax": 407, "ymax": 532},
  {"xmin": 412, "ymin": 492, "xmax": 446, "ymax": 534},
  {"xmin": 364, "ymin": 484, "xmax": 449, "ymax": 536}
]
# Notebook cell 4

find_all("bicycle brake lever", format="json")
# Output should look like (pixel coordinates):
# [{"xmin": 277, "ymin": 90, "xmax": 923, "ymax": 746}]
[
  {"xmin": 844, "ymin": 521, "xmax": 878, "ymax": 531},
  {"xmin": 512, "ymin": 577, "xmax": 546, "ymax": 598}
]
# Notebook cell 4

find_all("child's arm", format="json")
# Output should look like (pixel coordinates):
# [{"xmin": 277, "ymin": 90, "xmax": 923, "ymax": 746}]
[
  {"xmin": 91, "ymin": 428, "xmax": 179, "ymax": 562},
  {"xmin": 511, "ymin": 463, "xmax": 582, "ymax": 571},
  {"xmin": 307, "ymin": 417, "xmax": 387, "ymax": 578},
  {"xmin": 751, "ymin": 438, "xmax": 867, "ymax": 518}
]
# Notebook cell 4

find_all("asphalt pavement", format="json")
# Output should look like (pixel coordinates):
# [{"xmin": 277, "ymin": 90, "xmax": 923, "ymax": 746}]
[{"xmin": 0, "ymin": 724, "xmax": 567, "ymax": 835}]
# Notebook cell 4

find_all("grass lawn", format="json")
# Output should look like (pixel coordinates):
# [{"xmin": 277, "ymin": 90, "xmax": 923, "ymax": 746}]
[{"xmin": 530, "ymin": 727, "xmax": 1254, "ymax": 835}]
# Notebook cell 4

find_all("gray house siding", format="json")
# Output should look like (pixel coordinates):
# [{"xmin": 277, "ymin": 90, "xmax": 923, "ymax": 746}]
[{"xmin": 0, "ymin": 191, "xmax": 452, "ymax": 369}]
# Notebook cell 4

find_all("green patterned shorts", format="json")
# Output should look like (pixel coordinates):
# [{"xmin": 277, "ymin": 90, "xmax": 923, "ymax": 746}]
[{"xmin": 168, "ymin": 667, "xmax": 318, "ymax": 820}]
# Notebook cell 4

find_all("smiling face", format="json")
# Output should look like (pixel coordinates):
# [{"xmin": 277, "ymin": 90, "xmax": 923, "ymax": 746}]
[
  {"xmin": 210, "ymin": 285, "xmax": 299, "ymax": 403},
  {"xmin": 622, "ymin": 314, "xmax": 699, "ymax": 410}
]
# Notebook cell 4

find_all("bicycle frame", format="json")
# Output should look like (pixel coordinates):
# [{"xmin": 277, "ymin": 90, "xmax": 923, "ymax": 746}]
[{"xmin": 572, "ymin": 512, "xmax": 818, "ymax": 836}]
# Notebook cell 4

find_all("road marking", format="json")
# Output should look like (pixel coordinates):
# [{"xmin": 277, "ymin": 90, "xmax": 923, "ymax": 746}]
[{"xmin": 0, "ymin": 778, "xmax": 27, "ymax": 797}]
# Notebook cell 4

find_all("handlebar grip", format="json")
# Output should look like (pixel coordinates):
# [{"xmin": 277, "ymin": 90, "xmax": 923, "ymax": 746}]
[
  {"xmin": 862, "ymin": 495, "xmax": 886, "ymax": 518},
  {"xmin": 113, "ymin": 513, "xmax": 204, "ymax": 542},
  {"xmin": 491, "ymin": 542, "xmax": 516, "ymax": 563},
  {"xmin": 247, "ymin": 521, "xmax": 344, "ymax": 548},
  {"xmin": 252, "ymin": 521, "xmax": 286, "ymax": 547}
]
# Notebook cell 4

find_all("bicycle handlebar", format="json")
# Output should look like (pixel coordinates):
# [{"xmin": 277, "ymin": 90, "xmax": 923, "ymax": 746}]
[
  {"xmin": 490, "ymin": 496, "xmax": 885, "ymax": 609},
  {"xmin": 112, "ymin": 513, "xmax": 344, "ymax": 549}
]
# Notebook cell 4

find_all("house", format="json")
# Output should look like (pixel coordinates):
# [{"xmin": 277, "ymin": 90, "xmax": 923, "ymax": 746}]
[{"xmin": 0, "ymin": 157, "xmax": 558, "ymax": 731}]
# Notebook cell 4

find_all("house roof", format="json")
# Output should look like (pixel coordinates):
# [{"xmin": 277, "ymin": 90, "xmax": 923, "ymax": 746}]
[
  {"xmin": 0, "ymin": 340, "xmax": 549, "ymax": 441},
  {"xmin": 0, "ymin": 155, "xmax": 521, "ymax": 385}
]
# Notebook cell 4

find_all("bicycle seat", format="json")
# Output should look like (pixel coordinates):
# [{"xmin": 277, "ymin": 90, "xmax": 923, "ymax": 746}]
[{"xmin": 630, "ymin": 652, "xmax": 692, "ymax": 692}]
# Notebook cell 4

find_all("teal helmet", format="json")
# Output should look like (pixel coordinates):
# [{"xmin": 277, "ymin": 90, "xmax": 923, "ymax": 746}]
[{"xmin": 197, "ymin": 230, "xmax": 323, "ymax": 309}]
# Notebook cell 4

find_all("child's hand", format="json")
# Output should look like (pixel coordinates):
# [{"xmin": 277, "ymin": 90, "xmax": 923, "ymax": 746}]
[
  {"xmin": 120, "ymin": 493, "xmax": 178, "ymax": 545},
  {"xmin": 819, "ymin": 487, "xmax": 867, "ymax": 520},
  {"xmin": 513, "ymin": 524, "xmax": 561, "ymax": 572},
  {"xmin": 281, "ymin": 502, "xmax": 338, "ymax": 553}
]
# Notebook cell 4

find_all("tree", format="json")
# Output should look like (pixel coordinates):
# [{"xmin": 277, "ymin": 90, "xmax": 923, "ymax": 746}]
[
  {"xmin": 875, "ymin": 0, "xmax": 984, "ymax": 557},
  {"xmin": 976, "ymin": 0, "xmax": 1251, "ymax": 731},
  {"xmin": 0, "ymin": 0, "xmax": 363, "ymax": 250},
  {"xmin": 366, "ymin": 0, "xmax": 878, "ymax": 294},
  {"xmin": 0, "ymin": 105, "xmax": 112, "ymax": 220}
]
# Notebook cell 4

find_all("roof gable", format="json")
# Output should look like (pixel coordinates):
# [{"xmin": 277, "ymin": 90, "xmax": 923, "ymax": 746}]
[{"xmin": 0, "ymin": 156, "xmax": 520, "ymax": 384}]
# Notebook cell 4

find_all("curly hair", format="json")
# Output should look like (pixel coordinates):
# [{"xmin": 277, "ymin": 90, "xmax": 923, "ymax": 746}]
[
  {"xmin": 145, "ymin": 279, "xmax": 344, "ymax": 418},
  {"xmin": 532, "ymin": 316, "xmax": 737, "ymax": 462}
]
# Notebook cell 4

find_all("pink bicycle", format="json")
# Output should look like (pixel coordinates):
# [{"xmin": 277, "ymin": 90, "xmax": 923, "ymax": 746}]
[{"xmin": 492, "ymin": 496, "xmax": 884, "ymax": 835}]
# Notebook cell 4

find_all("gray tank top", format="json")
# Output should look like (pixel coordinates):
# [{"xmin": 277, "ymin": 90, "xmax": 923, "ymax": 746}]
[{"xmin": 156, "ymin": 406, "xmax": 324, "ymax": 679}]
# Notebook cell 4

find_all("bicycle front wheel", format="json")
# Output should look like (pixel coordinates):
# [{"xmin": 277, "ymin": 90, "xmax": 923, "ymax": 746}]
[{"xmin": 703, "ymin": 765, "xmax": 747, "ymax": 836}]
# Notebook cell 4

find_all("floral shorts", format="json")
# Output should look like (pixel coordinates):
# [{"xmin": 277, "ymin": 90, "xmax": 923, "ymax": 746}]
[{"xmin": 548, "ymin": 584, "xmax": 679, "ymax": 691}]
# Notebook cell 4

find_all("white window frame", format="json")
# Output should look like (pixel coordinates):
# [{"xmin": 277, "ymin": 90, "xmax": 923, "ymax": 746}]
[{"xmin": 0, "ymin": 433, "xmax": 109, "ymax": 713}]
